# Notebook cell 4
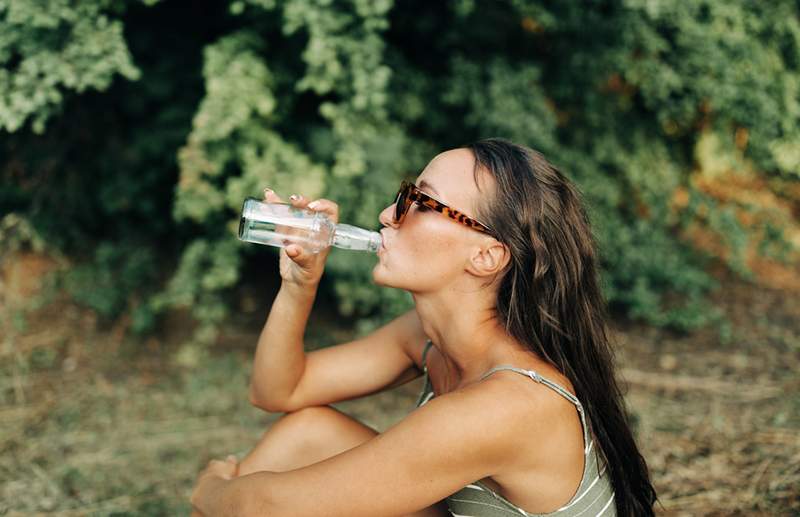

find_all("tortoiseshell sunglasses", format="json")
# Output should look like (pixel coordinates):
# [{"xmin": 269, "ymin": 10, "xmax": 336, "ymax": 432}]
[{"xmin": 393, "ymin": 180, "xmax": 494, "ymax": 234}]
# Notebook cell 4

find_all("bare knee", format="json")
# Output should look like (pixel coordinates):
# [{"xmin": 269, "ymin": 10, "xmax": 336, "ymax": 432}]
[
  {"xmin": 273, "ymin": 405, "xmax": 340, "ymax": 432},
  {"xmin": 239, "ymin": 405, "xmax": 376, "ymax": 475},
  {"xmin": 272, "ymin": 405, "xmax": 376, "ymax": 450}
]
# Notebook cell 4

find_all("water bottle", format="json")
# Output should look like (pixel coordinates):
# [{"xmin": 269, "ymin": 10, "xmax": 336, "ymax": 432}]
[{"xmin": 238, "ymin": 197, "xmax": 382, "ymax": 253}]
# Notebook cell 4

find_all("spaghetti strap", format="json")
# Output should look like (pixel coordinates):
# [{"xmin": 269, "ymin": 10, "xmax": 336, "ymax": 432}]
[
  {"xmin": 421, "ymin": 339, "xmax": 433, "ymax": 372},
  {"xmin": 480, "ymin": 365, "xmax": 591, "ymax": 453},
  {"xmin": 480, "ymin": 365, "xmax": 580, "ymax": 406}
]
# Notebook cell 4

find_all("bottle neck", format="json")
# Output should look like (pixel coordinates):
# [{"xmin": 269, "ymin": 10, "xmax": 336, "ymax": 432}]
[{"xmin": 332, "ymin": 223, "xmax": 382, "ymax": 252}]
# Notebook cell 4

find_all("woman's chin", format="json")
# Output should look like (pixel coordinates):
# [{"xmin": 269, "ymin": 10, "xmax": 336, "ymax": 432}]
[
  {"xmin": 371, "ymin": 263, "xmax": 392, "ymax": 288},
  {"xmin": 371, "ymin": 265, "xmax": 384, "ymax": 284}
]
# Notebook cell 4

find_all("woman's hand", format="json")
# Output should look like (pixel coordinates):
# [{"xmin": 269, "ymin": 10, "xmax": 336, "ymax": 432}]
[
  {"xmin": 262, "ymin": 188, "xmax": 339, "ymax": 289},
  {"xmin": 190, "ymin": 455, "xmax": 239, "ymax": 516}
]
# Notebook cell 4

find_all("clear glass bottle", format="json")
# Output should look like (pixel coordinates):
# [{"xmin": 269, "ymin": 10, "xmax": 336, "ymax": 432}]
[{"xmin": 238, "ymin": 197, "xmax": 382, "ymax": 253}]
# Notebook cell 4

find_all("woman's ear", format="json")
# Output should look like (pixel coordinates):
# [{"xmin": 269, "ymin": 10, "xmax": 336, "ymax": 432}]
[{"xmin": 466, "ymin": 240, "xmax": 511, "ymax": 278}]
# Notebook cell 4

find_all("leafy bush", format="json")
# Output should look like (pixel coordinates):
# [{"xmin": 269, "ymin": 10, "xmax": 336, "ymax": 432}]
[{"xmin": 2, "ymin": 0, "xmax": 798, "ymax": 343}]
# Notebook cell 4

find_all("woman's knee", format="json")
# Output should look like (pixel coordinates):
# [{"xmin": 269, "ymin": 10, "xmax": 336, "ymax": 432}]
[
  {"xmin": 284, "ymin": 406, "xmax": 377, "ymax": 449},
  {"xmin": 239, "ymin": 405, "xmax": 376, "ymax": 475},
  {"xmin": 273, "ymin": 405, "xmax": 342, "ymax": 431}
]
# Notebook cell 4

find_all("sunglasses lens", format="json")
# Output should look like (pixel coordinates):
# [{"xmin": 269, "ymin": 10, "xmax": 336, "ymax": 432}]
[{"xmin": 394, "ymin": 184, "xmax": 409, "ymax": 222}]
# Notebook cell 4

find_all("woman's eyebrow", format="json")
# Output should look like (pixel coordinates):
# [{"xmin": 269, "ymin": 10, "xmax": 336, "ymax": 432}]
[{"xmin": 417, "ymin": 179, "xmax": 440, "ymax": 196}]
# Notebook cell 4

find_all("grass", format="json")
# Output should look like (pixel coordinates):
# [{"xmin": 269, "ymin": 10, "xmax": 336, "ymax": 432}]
[{"xmin": 1, "ymin": 274, "xmax": 798, "ymax": 516}]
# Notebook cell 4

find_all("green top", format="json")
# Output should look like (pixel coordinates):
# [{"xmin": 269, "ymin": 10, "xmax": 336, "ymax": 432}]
[{"xmin": 415, "ymin": 340, "xmax": 616, "ymax": 517}]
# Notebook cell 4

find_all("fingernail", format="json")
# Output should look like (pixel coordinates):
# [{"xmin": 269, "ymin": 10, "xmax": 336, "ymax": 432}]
[
  {"xmin": 289, "ymin": 194, "xmax": 299, "ymax": 202},
  {"xmin": 263, "ymin": 188, "xmax": 273, "ymax": 196},
  {"xmin": 307, "ymin": 201, "xmax": 319, "ymax": 209}
]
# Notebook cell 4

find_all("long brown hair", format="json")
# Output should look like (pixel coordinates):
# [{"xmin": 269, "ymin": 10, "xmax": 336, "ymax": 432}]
[{"xmin": 466, "ymin": 138, "xmax": 657, "ymax": 516}]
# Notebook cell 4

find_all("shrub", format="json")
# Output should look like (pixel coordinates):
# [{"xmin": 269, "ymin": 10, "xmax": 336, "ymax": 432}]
[{"xmin": 2, "ymin": 0, "xmax": 798, "ymax": 342}]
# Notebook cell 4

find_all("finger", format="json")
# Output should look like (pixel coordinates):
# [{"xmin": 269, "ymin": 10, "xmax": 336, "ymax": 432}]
[
  {"xmin": 285, "ymin": 243, "xmax": 303, "ymax": 259},
  {"xmin": 287, "ymin": 243, "xmax": 320, "ymax": 263},
  {"xmin": 262, "ymin": 187, "xmax": 284, "ymax": 203},
  {"xmin": 288, "ymin": 193, "xmax": 310, "ymax": 208},
  {"xmin": 205, "ymin": 458, "xmax": 236, "ymax": 477},
  {"xmin": 305, "ymin": 198, "xmax": 339, "ymax": 224}
]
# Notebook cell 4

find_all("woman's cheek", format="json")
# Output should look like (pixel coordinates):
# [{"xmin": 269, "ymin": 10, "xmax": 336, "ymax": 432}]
[
  {"xmin": 413, "ymin": 233, "xmax": 463, "ymax": 277},
  {"xmin": 375, "ymin": 218, "xmax": 466, "ymax": 288}
]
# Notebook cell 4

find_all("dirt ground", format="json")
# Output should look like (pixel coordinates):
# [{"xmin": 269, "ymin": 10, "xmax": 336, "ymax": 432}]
[{"xmin": 0, "ymin": 269, "xmax": 798, "ymax": 516}]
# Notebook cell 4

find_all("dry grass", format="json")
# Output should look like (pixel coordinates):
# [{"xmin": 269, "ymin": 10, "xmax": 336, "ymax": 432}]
[
  {"xmin": 616, "ymin": 277, "xmax": 800, "ymax": 515},
  {"xmin": 1, "ymin": 274, "xmax": 798, "ymax": 515}
]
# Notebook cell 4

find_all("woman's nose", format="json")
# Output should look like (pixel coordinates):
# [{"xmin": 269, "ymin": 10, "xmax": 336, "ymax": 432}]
[{"xmin": 378, "ymin": 203, "xmax": 397, "ymax": 228}]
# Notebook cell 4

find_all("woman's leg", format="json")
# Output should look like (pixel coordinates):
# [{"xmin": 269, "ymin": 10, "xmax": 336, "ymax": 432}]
[
  {"xmin": 236, "ymin": 405, "xmax": 450, "ymax": 516},
  {"xmin": 238, "ymin": 405, "xmax": 377, "ymax": 475}
]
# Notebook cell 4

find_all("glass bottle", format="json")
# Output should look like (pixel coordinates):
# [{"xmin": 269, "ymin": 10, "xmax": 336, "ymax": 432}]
[{"xmin": 238, "ymin": 197, "xmax": 382, "ymax": 253}]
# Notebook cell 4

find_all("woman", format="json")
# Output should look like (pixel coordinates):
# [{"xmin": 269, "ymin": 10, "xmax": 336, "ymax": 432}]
[{"xmin": 191, "ymin": 138, "xmax": 657, "ymax": 516}]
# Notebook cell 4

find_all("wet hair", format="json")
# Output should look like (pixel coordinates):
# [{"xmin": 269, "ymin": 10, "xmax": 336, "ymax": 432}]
[{"xmin": 465, "ymin": 138, "xmax": 657, "ymax": 516}]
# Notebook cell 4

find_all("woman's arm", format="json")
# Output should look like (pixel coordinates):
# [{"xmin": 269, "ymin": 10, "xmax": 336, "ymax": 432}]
[
  {"xmin": 192, "ymin": 381, "xmax": 525, "ymax": 517},
  {"xmin": 247, "ymin": 190, "xmax": 334, "ymax": 411},
  {"xmin": 248, "ymin": 193, "xmax": 425, "ymax": 413},
  {"xmin": 248, "ymin": 282, "xmax": 317, "ymax": 410}
]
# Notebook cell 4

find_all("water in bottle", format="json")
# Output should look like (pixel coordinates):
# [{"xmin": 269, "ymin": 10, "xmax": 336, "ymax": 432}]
[{"xmin": 238, "ymin": 197, "xmax": 382, "ymax": 253}]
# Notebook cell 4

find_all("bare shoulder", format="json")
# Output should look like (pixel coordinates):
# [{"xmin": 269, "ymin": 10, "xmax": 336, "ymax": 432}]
[
  {"xmin": 394, "ymin": 379, "xmax": 528, "ymax": 465},
  {"xmin": 470, "ymin": 369, "xmax": 587, "ymax": 476},
  {"xmin": 423, "ymin": 378, "xmax": 533, "ymax": 443},
  {"xmin": 477, "ymin": 369, "xmax": 582, "ymax": 432}
]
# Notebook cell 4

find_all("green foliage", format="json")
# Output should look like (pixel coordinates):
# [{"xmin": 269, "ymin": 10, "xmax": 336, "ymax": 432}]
[
  {"xmin": 164, "ymin": 1, "xmax": 416, "ymax": 342},
  {"xmin": 0, "ymin": 0, "xmax": 143, "ymax": 132},
  {"xmin": 1, "ymin": 0, "xmax": 213, "ymax": 329},
  {"xmin": 64, "ymin": 242, "xmax": 157, "ymax": 320},
  {"xmin": 151, "ymin": 238, "xmax": 241, "ymax": 343},
  {"xmin": 2, "ymin": 0, "xmax": 799, "ymax": 341},
  {"xmin": 612, "ymin": 0, "xmax": 800, "ymax": 180}
]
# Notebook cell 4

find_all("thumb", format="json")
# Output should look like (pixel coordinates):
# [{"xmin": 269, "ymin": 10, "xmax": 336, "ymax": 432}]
[{"xmin": 285, "ymin": 244, "xmax": 302, "ymax": 259}]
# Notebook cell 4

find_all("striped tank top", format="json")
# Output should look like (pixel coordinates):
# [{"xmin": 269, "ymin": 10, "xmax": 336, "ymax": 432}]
[{"xmin": 415, "ymin": 340, "xmax": 616, "ymax": 517}]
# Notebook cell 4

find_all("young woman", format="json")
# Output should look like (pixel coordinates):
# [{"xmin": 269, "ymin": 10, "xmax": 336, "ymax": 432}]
[{"xmin": 191, "ymin": 138, "xmax": 657, "ymax": 516}]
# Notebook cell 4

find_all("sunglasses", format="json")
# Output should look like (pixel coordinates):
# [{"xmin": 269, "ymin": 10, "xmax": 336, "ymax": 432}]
[{"xmin": 393, "ymin": 180, "xmax": 494, "ymax": 234}]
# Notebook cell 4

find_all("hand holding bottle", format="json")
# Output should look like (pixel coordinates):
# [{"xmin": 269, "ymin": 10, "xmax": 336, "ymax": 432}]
[{"xmin": 262, "ymin": 188, "xmax": 338, "ymax": 289}]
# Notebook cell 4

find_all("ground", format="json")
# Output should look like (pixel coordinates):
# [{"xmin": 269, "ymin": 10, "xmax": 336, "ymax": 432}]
[{"xmin": 0, "ymin": 269, "xmax": 797, "ymax": 516}]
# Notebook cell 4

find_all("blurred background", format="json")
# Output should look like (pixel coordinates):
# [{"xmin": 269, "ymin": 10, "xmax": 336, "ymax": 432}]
[{"xmin": 1, "ymin": 1, "xmax": 798, "ymax": 515}]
